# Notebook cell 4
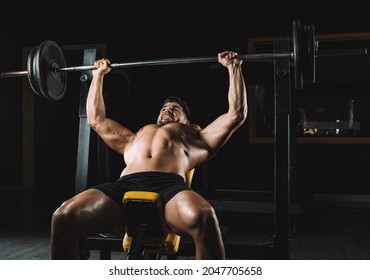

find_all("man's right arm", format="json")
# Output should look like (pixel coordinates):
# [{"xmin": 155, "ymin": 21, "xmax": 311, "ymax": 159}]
[{"xmin": 86, "ymin": 59, "xmax": 135, "ymax": 155}]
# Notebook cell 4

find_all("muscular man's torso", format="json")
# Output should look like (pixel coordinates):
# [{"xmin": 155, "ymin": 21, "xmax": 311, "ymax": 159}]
[{"xmin": 121, "ymin": 122, "xmax": 209, "ymax": 180}]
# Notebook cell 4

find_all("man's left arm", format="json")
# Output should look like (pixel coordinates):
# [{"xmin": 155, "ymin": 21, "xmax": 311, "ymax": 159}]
[{"xmin": 199, "ymin": 51, "xmax": 247, "ymax": 158}]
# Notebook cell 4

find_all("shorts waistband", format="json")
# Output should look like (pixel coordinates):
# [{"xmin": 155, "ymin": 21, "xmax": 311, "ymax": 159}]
[{"xmin": 119, "ymin": 171, "xmax": 184, "ymax": 181}]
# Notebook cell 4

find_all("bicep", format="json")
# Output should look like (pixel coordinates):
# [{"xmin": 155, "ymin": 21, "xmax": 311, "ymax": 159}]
[
  {"xmin": 94, "ymin": 118, "xmax": 136, "ymax": 154},
  {"xmin": 199, "ymin": 114, "xmax": 238, "ymax": 154}
]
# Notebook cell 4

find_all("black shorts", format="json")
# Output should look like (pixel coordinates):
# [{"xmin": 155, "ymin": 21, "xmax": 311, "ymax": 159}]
[{"xmin": 91, "ymin": 171, "xmax": 193, "ymax": 207}]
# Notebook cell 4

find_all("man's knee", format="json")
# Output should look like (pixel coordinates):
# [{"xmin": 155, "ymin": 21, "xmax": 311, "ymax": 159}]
[
  {"xmin": 189, "ymin": 204, "xmax": 219, "ymax": 231},
  {"xmin": 201, "ymin": 205, "xmax": 220, "ymax": 228},
  {"xmin": 51, "ymin": 203, "xmax": 81, "ymax": 233}
]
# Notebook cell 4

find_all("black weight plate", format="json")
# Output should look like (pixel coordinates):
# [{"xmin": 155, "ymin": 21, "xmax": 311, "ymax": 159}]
[
  {"xmin": 293, "ymin": 20, "xmax": 303, "ymax": 90},
  {"xmin": 300, "ymin": 24, "xmax": 309, "ymax": 85},
  {"xmin": 27, "ymin": 47, "xmax": 43, "ymax": 97},
  {"xmin": 304, "ymin": 24, "xmax": 316, "ymax": 85},
  {"xmin": 35, "ymin": 40, "xmax": 67, "ymax": 101}
]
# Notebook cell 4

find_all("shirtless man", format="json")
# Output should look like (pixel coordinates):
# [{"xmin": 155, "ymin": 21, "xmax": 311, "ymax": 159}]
[{"xmin": 50, "ymin": 51, "xmax": 247, "ymax": 260}]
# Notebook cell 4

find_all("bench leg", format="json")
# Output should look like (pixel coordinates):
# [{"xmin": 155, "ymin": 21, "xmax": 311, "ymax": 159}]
[
  {"xmin": 126, "ymin": 224, "xmax": 146, "ymax": 260},
  {"xmin": 100, "ymin": 250, "xmax": 112, "ymax": 260}
]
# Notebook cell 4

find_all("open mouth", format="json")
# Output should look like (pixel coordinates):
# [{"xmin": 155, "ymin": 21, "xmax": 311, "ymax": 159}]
[{"xmin": 162, "ymin": 115, "xmax": 173, "ymax": 121}]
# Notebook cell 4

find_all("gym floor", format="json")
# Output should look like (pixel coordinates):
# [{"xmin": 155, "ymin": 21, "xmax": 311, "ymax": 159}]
[{"xmin": 1, "ymin": 197, "xmax": 370, "ymax": 260}]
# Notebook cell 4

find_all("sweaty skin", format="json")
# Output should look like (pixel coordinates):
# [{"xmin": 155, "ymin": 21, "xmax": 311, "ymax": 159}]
[
  {"xmin": 50, "ymin": 51, "xmax": 247, "ymax": 260},
  {"xmin": 121, "ymin": 122, "xmax": 209, "ymax": 179}
]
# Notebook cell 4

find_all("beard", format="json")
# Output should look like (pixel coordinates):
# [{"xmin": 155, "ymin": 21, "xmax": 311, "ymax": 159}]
[
  {"xmin": 157, "ymin": 119, "xmax": 175, "ymax": 126},
  {"xmin": 157, "ymin": 114, "xmax": 176, "ymax": 126}
]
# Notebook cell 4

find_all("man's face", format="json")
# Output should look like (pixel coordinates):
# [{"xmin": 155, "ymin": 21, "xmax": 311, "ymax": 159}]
[{"xmin": 157, "ymin": 102, "xmax": 189, "ymax": 126}]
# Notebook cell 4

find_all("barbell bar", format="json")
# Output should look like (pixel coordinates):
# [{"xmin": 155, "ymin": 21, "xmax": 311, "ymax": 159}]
[
  {"xmin": 1, "ymin": 53, "xmax": 293, "ymax": 77},
  {"xmin": 0, "ymin": 20, "xmax": 315, "ymax": 101}
]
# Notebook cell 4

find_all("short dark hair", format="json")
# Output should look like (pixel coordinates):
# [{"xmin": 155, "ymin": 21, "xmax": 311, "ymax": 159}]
[{"xmin": 162, "ymin": 96, "xmax": 191, "ymax": 120}]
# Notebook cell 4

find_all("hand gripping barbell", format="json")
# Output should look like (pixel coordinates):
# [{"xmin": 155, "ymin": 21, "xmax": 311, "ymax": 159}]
[{"xmin": 1, "ymin": 20, "xmax": 316, "ymax": 101}]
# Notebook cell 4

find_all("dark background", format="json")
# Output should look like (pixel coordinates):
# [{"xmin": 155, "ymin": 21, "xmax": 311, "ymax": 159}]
[{"xmin": 1, "ymin": 0, "xmax": 370, "ymax": 226}]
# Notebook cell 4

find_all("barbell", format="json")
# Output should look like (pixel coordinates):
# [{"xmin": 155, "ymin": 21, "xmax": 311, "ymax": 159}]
[{"xmin": 0, "ymin": 20, "xmax": 320, "ymax": 101}]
